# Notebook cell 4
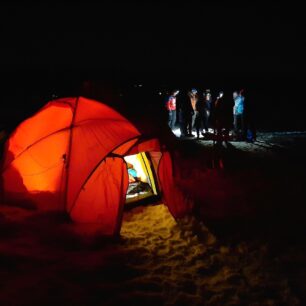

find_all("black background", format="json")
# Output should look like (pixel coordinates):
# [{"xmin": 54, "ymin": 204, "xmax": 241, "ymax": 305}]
[{"xmin": 0, "ymin": 1, "xmax": 305, "ymax": 131}]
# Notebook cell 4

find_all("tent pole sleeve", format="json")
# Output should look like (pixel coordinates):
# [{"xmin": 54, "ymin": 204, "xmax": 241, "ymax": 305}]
[{"xmin": 64, "ymin": 97, "xmax": 79, "ymax": 209}]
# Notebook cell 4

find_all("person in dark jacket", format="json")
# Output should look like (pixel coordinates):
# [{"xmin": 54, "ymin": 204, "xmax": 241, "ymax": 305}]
[
  {"xmin": 213, "ymin": 91, "xmax": 232, "ymax": 143},
  {"xmin": 203, "ymin": 89, "xmax": 213, "ymax": 134},
  {"xmin": 177, "ymin": 90, "xmax": 194, "ymax": 137},
  {"xmin": 242, "ymin": 89, "xmax": 256, "ymax": 142},
  {"xmin": 194, "ymin": 92, "xmax": 205, "ymax": 139},
  {"xmin": 189, "ymin": 88, "xmax": 198, "ymax": 131}
]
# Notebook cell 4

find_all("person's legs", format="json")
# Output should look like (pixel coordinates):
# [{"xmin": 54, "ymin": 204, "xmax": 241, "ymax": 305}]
[
  {"xmin": 236, "ymin": 114, "xmax": 244, "ymax": 139},
  {"xmin": 206, "ymin": 110, "xmax": 211, "ymax": 132},
  {"xmin": 195, "ymin": 113, "xmax": 201, "ymax": 139},
  {"xmin": 215, "ymin": 119, "xmax": 222, "ymax": 143},
  {"xmin": 202, "ymin": 110, "xmax": 208, "ymax": 132},
  {"xmin": 240, "ymin": 114, "xmax": 246, "ymax": 139},
  {"xmin": 187, "ymin": 115, "xmax": 193, "ymax": 136},
  {"xmin": 168, "ymin": 111, "xmax": 173, "ymax": 128},
  {"xmin": 234, "ymin": 114, "xmax": 238, "ymax": 135},
  {"xmin": 171, "ymin": 110, "xmax": 177, "ymax": 129},
  {"xmin": 196, "ymin": 126, "xmax": 200, "ymax": 139},
  {"xmin": 179, "ymin": 111, "xmax": 186, "ymax": 136},
  {"xmin": 191, "ymin": 113, "xmax": 196, "ymax": 131}
]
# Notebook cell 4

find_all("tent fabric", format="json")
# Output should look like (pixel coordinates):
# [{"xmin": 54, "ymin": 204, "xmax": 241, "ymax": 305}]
[
  {"xmin": 126, "ymin": 138, "xmax": 160, "ymax": 156},
  {"xmin": 65, "ymin": 97, "xmax": 141, "ymax": 211},
  {"xmin": 2, "ymin": 97, "xmax": 140, "ymax": 211},
  {"xmin": 3, "ymin": 99, "xmax": 74, "ymax": 167},
  {"xmin": 138, "ymin": 152, "xmax": 158, "ymax": 195},
  {"xmin": 158, "ymin": 151, "xmax": 193, "ymax": 218},
  {"xmin": 2, "ymin": 96, "xmax": 192, "ymax": 235},
  {"xmin": 70, "ymin": 157, "xmax": 128, "ymax": 235},
  {"xmin": 2, "ymin": 100, "xmax": 73, "ymax": 210}
]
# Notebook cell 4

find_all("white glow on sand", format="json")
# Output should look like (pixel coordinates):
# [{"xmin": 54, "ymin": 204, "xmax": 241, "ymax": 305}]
[{"xmin": 171, "ymin": 128, "xmax": 215, "ymax": 138}]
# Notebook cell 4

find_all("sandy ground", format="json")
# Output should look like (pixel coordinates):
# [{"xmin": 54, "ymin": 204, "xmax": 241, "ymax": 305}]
[{"xmin": 1, "ymin": 132, "xmax": 306, "ymax": 306}]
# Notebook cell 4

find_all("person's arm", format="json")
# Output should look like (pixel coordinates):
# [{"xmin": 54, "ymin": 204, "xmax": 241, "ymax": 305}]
[
  {"xmin": 215, "ymin": 98, "xmax": 219, "ymax": 107},
  {"xmin": 165, "ymin": 97, "xmax": 171, "ymax": 111}
]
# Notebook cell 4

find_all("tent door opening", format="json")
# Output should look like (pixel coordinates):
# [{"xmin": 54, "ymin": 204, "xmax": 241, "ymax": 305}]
[{"xmin": 124, "ymin": 152, "xmax": 159, "ymax": 205}]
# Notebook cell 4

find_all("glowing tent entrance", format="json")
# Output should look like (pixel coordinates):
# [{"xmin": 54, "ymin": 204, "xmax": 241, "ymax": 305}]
[
  {"xmin": 1, "ymin": 97, "xmax": 192, "ymax": 235},
  {"xmin": 124, "ymin": 152, "xmax": 159, "ymax": 204}
]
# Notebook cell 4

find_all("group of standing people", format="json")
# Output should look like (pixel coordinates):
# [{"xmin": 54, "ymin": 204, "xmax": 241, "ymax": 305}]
[{"xmin": 165, "ymin": 88, "xmax": 251, "ymax": 141}]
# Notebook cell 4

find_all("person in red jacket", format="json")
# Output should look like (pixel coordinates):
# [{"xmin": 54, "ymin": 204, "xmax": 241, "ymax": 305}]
[{"xmin": 166, "ymin": 89, "xmax": 179, "ymax": 130}]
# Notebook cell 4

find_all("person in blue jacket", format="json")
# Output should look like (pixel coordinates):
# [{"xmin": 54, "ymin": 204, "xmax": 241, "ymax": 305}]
[{"xmin": 233, "ymin": 90, "xmax": 245, "ymax": 139}]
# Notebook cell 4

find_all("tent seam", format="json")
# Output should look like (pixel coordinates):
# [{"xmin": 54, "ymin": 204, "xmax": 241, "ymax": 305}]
[{"xmin": 68, "ymin": 135, "xmax": 140, "ymax": 214}]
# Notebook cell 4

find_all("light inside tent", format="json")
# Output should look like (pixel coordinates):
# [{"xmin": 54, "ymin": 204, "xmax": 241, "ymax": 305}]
[{"xmin": 124, "ymin": 154, "xmax": 148, "ymax": 183}]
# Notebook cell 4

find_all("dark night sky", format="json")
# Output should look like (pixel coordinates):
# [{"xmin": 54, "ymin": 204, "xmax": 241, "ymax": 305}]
[
  {"xmin": 0, "ymin": 1, "xmax": 305, "ymax": 129},
  {"xmin": 0, "ymin": 2, "xmax": 304, "ymax": 76}
]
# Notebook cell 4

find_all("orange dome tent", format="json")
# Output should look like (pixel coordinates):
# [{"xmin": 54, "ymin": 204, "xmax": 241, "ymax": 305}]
[{"xmin": 1, "ymin": 97, "xmax": 192, "ymax": 235}]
